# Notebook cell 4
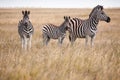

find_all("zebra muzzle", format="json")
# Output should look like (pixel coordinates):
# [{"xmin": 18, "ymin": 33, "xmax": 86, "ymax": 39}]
[
  {"xmin": 106, "ymin": 17, "xmax": 111, "ymax": 23},
  {"xmin": 26, "ymin": 35, "xmax": 30, "ymax": 38}
]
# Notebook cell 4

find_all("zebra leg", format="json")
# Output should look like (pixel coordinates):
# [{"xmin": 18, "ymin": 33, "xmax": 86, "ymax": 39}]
[
  {"xmin": 42, "ymin": 34, "xmax": 50, "ymax": 46},
  {"xmin": 58, "ymin": 36, "xmax": 64, "ymax": 46},
  {"xmin": 45, "ymin": 36, "xmax": 50, "ymax": 46},
  {"xmin": 28, "ymin": 35, "xmax": 32, "ymax": 49},
  {"xmin": 58, "ymin": 37, "xmax": 61, "ymax": 46},
  {"xmin": 91, "ymin": 36, "xmax": 95, "ymax": 47},
  {"xmin": 69, "ymin": 35, "xmax": 76, "ymax": 46},
  {"xmin": 69, "ymin": 35, "xmax": 72, "ymax": 42},
  {"xmin": 85, "ymin": 35, "xmax": 89, "ymax": 46},
  {"xmin": 24, "ymin": 36, "xmax": 27, "ymax": 50},
  {"xmin": 21, "ymin": 37, "xmax": 24, "ymax": 49}
]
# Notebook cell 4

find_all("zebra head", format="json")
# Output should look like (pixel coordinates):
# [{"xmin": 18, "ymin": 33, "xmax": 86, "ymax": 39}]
[
  {"xmin": 89, "ymin": 5, "xmax": 103, "ymax": 18},
  {"xmin": 22, "ymin": 10, "xmax": 30, "ymax": 28},
  {"xmin": 89, "ymin": 5, "xmax": 111, "ymax": 23},
  {"xmin": 63, "ymin": 16, "xmax": 71, "ymax": 31},
  {"xmin": 97, "ymin": 6, "xmax": 110, "ymax": 23},
  {"xmin": 59, "ymin": 16, "xmax": 71, "ymax": 33}
]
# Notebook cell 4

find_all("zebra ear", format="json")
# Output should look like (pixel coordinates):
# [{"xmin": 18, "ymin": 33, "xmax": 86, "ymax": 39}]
[
  {"xmin": 64, "ymin": 16, "xmax": 66, "ymax": 19},
  {"xmin": 28, "ymin": 11, "xmax": 30, "ymax": 15},
  {"xmin": 98, "ymin": 5, "xmax": 103, "ymax": 10},
  {"xmin": 100, "ymin": 6, "xmax": 103, "ymax": 10},
  {"xmin": 22, "ymin": 11, "xmax": 24, "ymax": 15},
  {"xmin": 69, "ymin": 16, "xmax": 70, "ymax": 19}
]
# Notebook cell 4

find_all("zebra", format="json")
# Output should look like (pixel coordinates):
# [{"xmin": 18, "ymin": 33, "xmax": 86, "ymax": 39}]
[
  {"xmin": 18, "ymin": 10, "xmax": 34, "ymax": 50},
  {"xmin": 42, "ymin": 16, "xmax": 71, "ymax": 46},
  {"xmin": 68, "ymin": 5, "xmax": 111, "ymax": 46}
]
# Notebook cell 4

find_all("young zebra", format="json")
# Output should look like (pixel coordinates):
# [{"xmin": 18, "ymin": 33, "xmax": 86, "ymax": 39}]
[
  {"xmin": 42, "ymin": 16, "xmax": 70, "ymax": 46},
  {"xmin": 18, "ymin": 10, "xmax": 34, "ymax": 50},
  {"xmin": 68, "ymin": 5, "xmax": 111, "ymax": 46}
]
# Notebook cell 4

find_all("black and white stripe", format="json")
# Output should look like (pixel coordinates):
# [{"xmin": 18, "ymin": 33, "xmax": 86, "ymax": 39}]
[
  {"xmin": 68, "ymin": 5, "xmax": 111, "ymax": 46},
  {"xmin": 18, "ymin": 10, "xmax": 34, "ymax": 50},
  {"xmin": 42, "ymin": 16, "xmax": 70, "ymax": 46}
]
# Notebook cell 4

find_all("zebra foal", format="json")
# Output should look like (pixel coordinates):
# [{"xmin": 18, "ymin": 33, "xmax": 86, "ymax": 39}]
[
  {"xmin": 42, "ymin": 16, "xmax": 71, "ymax": 46},
  {"xmin": 18, "ymin": 10, "xmax": 34, "ymax": 50},
  {"xmin": 68, "ymin": 5, "xmax": 111, "ymax": 46}
]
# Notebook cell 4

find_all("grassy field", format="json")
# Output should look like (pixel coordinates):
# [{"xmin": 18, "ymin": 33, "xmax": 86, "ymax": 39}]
[{"xmin": 0, "ymin": 8, "xmax": 120, "ymax": 80}]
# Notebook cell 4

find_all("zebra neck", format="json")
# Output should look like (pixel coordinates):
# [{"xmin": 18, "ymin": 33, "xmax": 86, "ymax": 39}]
[
  {"xmin": 89, "ymin": 17, "xmax": 99, "ymax": 30},
  {"xmin": 23, "ymin": 16, "xmax": 29, "ymax": 19},
  {"xmin": 23, "ymin": 17, "xmax": 29, "ymax": 22},
  {"xmin": 59, "ymin": 26, "xmax": 66, "ymax": 33},
  {"xmin": 59, "ymin": 22, "xmax": 66, "ymax": 33}
]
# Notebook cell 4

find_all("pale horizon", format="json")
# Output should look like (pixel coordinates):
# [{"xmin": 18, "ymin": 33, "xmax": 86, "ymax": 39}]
[{"xmin": 0, "ymin": 0, "xmax": 120, "ymax": 8}]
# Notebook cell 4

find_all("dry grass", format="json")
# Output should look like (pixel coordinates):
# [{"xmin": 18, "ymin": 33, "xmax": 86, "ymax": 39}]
[{"xmin": 0, "ymin": 8, "xmax": 120, "ymax": 80}]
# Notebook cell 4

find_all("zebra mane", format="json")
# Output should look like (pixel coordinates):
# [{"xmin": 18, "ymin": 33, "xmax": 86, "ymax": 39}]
[
  {"xmin": 59, "ymin": 20, "xmax": 66, "ymax": 28},
  {"xmin": 89, "ymin": 5, "xmax": 103, "ymax": 18}
]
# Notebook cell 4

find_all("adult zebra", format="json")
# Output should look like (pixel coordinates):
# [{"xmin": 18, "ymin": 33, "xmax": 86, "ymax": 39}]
[
  {"xmin": 18, "ymin": 10, "xmax": 34, "ymax": 50},
  {"xmin": 68, "ymin": 5, "xmax": 111, "ymax": 46},
  {"xmin": 42, "ymin": 16, "xmax": 70, "ymax": 46}
]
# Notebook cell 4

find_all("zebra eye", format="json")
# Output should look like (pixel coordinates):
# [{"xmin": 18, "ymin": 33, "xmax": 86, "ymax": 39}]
[{"xmin": 101, "ymin": 12, "xmax": 104, "ymax": 14}]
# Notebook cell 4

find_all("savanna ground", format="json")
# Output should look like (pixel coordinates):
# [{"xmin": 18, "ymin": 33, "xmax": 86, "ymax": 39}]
[{"xmin": 0, "ymin": 8, "xmax": 120, "ymax": 80}]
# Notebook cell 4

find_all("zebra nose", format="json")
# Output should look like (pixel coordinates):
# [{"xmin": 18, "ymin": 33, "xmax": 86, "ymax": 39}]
[
  {"xmin": 25, "ymin": 22, "xmax": 28, "ymax": 26},
  {"xmin": 106, "ymin": 17, "xmax": 110, "ymax": 23},
  {"xmin": 65, "ymin": 26, "xmax": 68, "ymax": 30}
]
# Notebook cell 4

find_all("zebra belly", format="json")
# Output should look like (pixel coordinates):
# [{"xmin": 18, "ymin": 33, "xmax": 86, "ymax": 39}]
[
  {"xmin": 48, "ymin": 34, "xmax": 59, "ymax": 39},
  {"xmin": 77, "ymin": 35, "xmax": 86, "ymax": 38},
  {"xmin": 78, "ymin": 36, "xmax": 86, "ymax": 38},
  {"xmin": 47, "ymin": 30, "xmax": 63, "ymax": 39},
  {"xmin": 76, "ymin": 32, "xmax": 86, "ymax": 38}
]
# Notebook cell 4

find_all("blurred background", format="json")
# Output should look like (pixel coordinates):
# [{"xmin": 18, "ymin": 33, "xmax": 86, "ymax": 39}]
[{"xmin": 0, "ymin": 0, "xmax": 120, "ymax": 8}]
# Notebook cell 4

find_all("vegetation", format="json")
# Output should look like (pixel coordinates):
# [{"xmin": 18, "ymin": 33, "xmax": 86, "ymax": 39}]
[{"xmin": 0, "ymin": 8, "xmax": 120, "ymax": 80}]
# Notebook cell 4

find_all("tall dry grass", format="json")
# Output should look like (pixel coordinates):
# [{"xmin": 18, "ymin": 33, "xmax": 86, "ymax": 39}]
[{"xmin": 0, "ymin": 8, "xmax": 120, "ymax": 80}]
